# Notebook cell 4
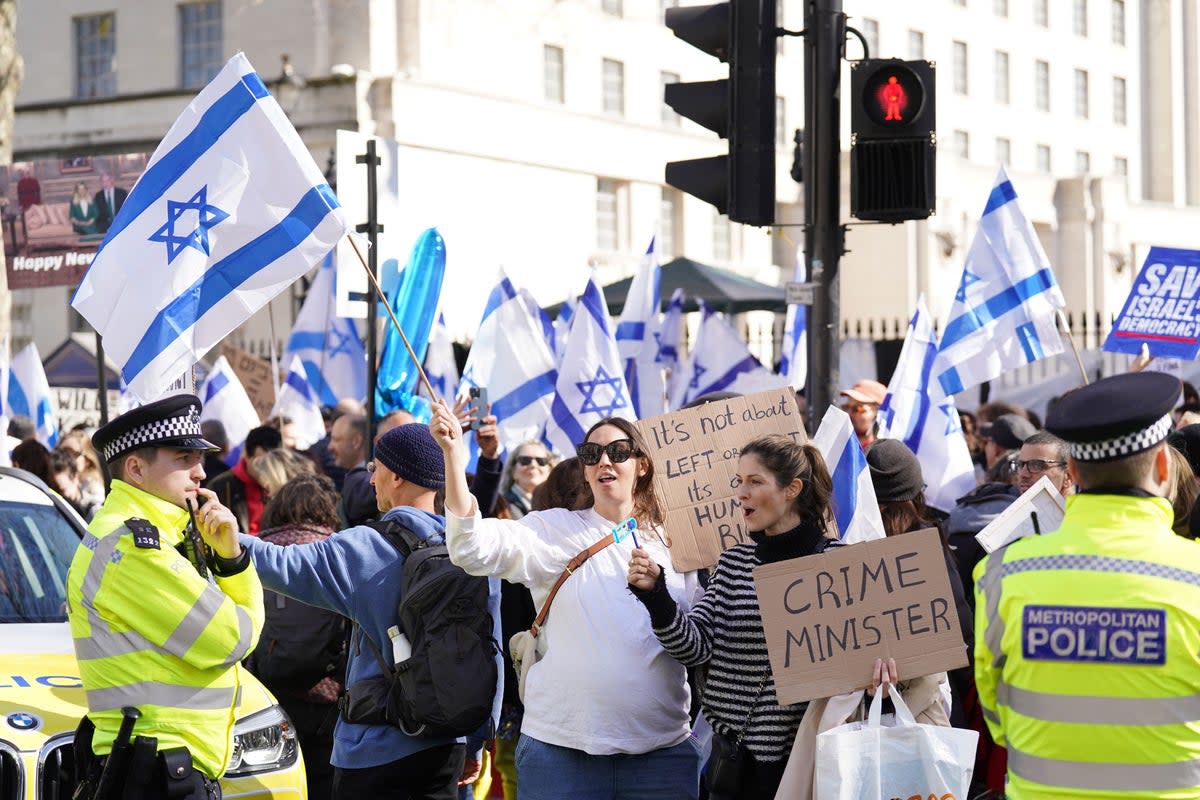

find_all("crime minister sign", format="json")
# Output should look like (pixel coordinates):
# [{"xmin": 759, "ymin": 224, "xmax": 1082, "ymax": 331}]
[{"xmin": 1103, "ymin": 246, "xmax": 1200, "ymax": 360}]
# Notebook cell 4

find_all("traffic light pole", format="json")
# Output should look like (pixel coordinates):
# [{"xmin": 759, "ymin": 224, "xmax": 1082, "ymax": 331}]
[{"xmin": 804, "ymin": 0, "xmax": 845, "ymax": 426}]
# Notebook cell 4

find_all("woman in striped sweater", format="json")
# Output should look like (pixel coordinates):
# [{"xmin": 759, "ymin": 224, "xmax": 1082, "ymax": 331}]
[{"xmin": 628, "ymin": 434, "xmax": 836, "ymax": 800}]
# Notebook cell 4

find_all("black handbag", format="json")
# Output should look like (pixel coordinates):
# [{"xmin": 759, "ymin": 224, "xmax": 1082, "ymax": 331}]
[{"xmin": 704, "ymin": 671, "xmax": 770, "ymax": 798}]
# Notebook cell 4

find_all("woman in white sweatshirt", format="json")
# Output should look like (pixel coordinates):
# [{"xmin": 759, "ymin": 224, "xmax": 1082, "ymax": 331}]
[{"xmin": 431, "ymin": 401, "xmax": 702, "ymax": 800}]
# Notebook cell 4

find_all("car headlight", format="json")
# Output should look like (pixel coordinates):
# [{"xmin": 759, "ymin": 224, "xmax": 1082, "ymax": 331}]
[{"xmin": 226, "ymin": 705, "xmax": 300, "ymax": 777}]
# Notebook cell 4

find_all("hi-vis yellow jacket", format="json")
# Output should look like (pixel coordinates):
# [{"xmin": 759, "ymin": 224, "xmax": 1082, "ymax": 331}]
[
  {"xmin": 974, "ymin": 492, "xmax": 1200, "ymax": 799},
  {"xmin": 66, "ymin": 480, "xmax": 264, "ymax": 779}
]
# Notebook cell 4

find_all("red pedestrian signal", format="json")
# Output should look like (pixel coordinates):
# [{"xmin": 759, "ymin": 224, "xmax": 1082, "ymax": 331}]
[{"xmin": 860, "ymin": 66, "xmax": 926, "ymax": 130}]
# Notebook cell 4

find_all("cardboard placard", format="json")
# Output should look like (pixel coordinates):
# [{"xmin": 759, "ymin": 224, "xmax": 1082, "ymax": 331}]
[
  {"xmin": 219, "ymin": 343, "xmax": 274, "ymax": 423},
  {"xmin": 636, "ymin": 387, "xmax": 806, "ymax": 572},
  {"xmin": 975, "ymin": 475, "xmax": 1066, "ymax": 554},
  {"xmin": 754, "ymin": 528, "xmax": 968, "ymax": 705}
]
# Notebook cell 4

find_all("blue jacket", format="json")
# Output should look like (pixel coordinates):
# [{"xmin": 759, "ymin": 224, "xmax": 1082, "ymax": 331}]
[{"xmin": 241, "ymin": 505, "xmax": 503, "ymax": 769}]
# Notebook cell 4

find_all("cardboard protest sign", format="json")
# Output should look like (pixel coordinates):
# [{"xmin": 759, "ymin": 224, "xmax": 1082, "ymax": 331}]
[
  {"xmin": 975, "ymin": 475, "xmax": 1066, "ymax": 553},
  {"xmin": 754, "ymin": 528, "xmax": 967, "ymax": 705},
  {"xmin": 1103, "ymin": 246, "xmax": 1200, "ymax": 360},
  {"xmin": 219, "ymin": 343, "xmax": 275, "ymax": 422},
  {"xmin": 636, "ymin": 387, "xmax": 805, "ymax": 572}
]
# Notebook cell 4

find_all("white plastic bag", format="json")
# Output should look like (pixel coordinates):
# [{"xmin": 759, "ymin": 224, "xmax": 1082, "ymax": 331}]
[{"xmin": 815, "ymin": 683, "xmax": 978, "ymax": 800}]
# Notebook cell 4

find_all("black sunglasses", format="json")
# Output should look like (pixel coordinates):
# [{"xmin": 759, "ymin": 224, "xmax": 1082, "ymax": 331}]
[
  {"xmin": 576, "ymin": 439, "xmax": 639, "ymax": 466},
  {"xmin": 516, "ymin": 455, "xmax": 550, "ymax": 467}
]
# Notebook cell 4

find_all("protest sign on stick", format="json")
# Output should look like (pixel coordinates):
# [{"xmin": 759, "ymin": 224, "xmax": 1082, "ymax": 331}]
[
  {"xmin": 975, "ymin": 474, "xmax": 1066, "ymax": 554},
  {"xmin": 636, "ymin": 387, "xmax": 805, "ymax": 572},
  {"xmin": 1103, "ymin": 246, "xmax": 1200, "ymax": 360},
  {"xmin": 754, "ymin": 528, "xmax": 967, "ymax": 705}
]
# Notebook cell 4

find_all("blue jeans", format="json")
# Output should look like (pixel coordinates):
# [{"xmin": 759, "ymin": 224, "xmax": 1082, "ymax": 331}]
[{"xmin": 515, "ymin": 734, "xmax": 701, "ymax": 800}]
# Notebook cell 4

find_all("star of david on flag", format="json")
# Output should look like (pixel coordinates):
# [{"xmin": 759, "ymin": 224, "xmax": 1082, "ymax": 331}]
[
  {"xmin": 71, "ymin": 53, "xmax": 351, "ymax": 401},
  {"xmin": 283, "ymin": 255, "xmax": 366, "ymax": 407},
  {"xmin": 576, "ymin": 364, "xmax": 629, "ymax": 417}
]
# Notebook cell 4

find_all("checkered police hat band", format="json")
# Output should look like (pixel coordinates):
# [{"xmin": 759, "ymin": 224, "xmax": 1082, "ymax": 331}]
[
  {"xmin": 1070, "ymin": 413, "xmax": 1173, "ymax": 462},
  {"xmin": 101, "ymin": 410, "xmax": 203, "ymax": 462}
]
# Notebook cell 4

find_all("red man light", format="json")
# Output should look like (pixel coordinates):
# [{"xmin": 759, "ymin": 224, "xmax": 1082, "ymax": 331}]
[{"xmin": 877, "ymin": 75, "xmax": 908, "ymax": 121}]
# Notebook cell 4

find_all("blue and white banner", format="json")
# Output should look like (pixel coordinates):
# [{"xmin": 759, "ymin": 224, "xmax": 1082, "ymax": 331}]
[
  {"xmin": 198, "ymin": 354, "xmax": 260, "ymax": 465},
  {"xmin": 545, "ymin": 277, "xmax": 634, "ymax": 455},
  {"xmin": 879, "ymin": 298, "xmax": 977, "ymax": 513},
  {"xmin": 616, "ymin": 237, "xmax": 666, "ymax": 418},
  {"xmin": 552, "ymin": 293, "xmax": 577, "ymax": 366},
  {"xmin": 423, "ymin": 312, "xmax": 459, "ymax": 402},
  {"xmin": 272, "ymin": 355, "xmax": 326, "ymax": 450},
  {"xmin": 284, "ymin": 255, "xmax": 366, "ymax": 407},
  {"xmin": 811, "ymin": 406, "xmax": 885, "ymax": 544},
  {"xmin": 934, "ymin": 168, "xmax": 1066, "ymax": 396},
  {"xmin": 672, "ymin": 301, "xmax": 786, "ymax": 409},
  {"xmin": 1102, "ymin": 246, "xmax": 1200, "ymax": 361},
  {"xmin": 71, "ymin": 53, "xmax": 351, "ymax": 401},
  {"xmin": 780, "ymin": 251, "xmax": 808, "ymax": 389},
  {"xmin": 8, "ymin": 343, "xmax": 58, "ymax": 448}
]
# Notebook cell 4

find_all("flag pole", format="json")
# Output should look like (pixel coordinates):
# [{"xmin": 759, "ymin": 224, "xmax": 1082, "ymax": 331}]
[
  {"xmin": 1056, "ymin": 309, "xmax": 1089, "ymax": 386},
  {"xmin": 346, "ymin": 234, "xmax": 440, "ymax": 404}
]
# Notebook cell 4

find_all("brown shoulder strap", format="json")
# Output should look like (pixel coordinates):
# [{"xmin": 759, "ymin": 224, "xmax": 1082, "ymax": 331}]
[{"xmin": 529, "ymin": 533, "xmax": 614, "ymax": 637}]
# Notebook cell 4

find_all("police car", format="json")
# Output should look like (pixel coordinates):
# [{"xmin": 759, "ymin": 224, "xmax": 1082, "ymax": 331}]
[{"xmin": 0, "ymin": 467, "xmax": 307, "ymax": 800}]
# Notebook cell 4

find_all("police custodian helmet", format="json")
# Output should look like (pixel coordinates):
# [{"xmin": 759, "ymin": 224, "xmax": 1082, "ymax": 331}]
[
  {"xmin": 91, "ymin": 394, "xmax": 219, "ymax": 463},
  {"xmin": 1045, "ymin": 371, "xmax": 1181, "ymax": 463}
]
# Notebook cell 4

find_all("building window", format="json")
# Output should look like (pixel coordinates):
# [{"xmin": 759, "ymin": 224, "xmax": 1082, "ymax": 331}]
[
  {"xmin": 544, "ymin": 45, "xmax": 564, "ymax": 103},
  {"xmin": 1076, "ymin": 150, "xmax": 1091, "ymax": 174},
  {"xmin": 596, "ymin": 178, "xmax": 619, "ymax": 251},
  {"xmin": 995, "ymin": 137, "xmax": 1011, "ymax": 166},
  {"xmin": 1113, "ymin": 156, "xmax": 1128, "ymax": 177},
  {"xmin": 661, "ymin": 71, "xmax": 680, "ymax": 125},
  {"xmin": 179, "ymin": 1, "xmax": 222, "ymax": 89},
  {"xmin": 776, "ymin": 96, "xmax": 787, "ymax": 146},
  {"xmin": 713, "ymin": 210, "xmax": 731, "ymax": 261},
  {"xmin": 860, "ymin": 18, "xmax": 879, "ymax": 58},
  {"xmin": 954, "ymin": 130, "xmax": 970, "ymax": 159},
  {"xmin": 1034, "ymin": 60, "xmax": 1050, "ymax": 111},
  {"xmin": 1073, "ymin": 0, "xmax": 1088, "ymax": 36},
  {"xmin": 660, "ymin": 188, "xmax": 679, "ymax": 259},
  {"xmin": 953, "ymin": 41, "xmax": 968, "ymax": 94},
  {"xmin": 1033, "ymin": 0, "xmax": 1049, "ymax": 26},
  {"xmin": 74, "ymin": 13, "xmax": 116, "ymax": 99},
  {"xmin": 602, "ymin": 58, "xmax": 624, "ymax": 114},
  {"xmin": 1111, "ymin": 0, "xmax": 1125, "ymax": 44},
  {"xmin": 1074, "ymin": 68, "xmax": 1089, "ymax": 117},
  {"xmin": 1112, "ymin": 76, "xmax": 1126, "ymax": 125},
  {"xmin": 994, "ymin": 51, "xmax": 1010, "ymax": 104},
  {"xmin": 994, "ymin": 0, "xmax": 1009, "ymax": 16},
  {"xmin": 1036, "ymin": 144, "xmax": 1052, "ymax": 173},
  {"xmin": 601, "ymin": 0, "xmax": 622, "ymax": 16},
  {"xmin": 908, "ymin": 30, "xmax": 925, "ymax": 59}
]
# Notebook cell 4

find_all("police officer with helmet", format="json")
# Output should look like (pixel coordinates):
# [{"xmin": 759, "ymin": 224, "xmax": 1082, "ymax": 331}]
[
  {"xmin": 67, "ymin": 394, "xmax": 264, "ymax": 800},
  {"xmin": 974, "ymin": 371, "xmax": 1200, "ymax": 799}
]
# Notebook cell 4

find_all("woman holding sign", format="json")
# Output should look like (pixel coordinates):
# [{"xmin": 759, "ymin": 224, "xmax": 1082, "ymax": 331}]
[
  {"xmin": 627, "ymin": 434, "xmax": 838, "ymax": 800},
  {"xmin": 431, "ymin": 401, "xmax": 703, "ymax": 800}
]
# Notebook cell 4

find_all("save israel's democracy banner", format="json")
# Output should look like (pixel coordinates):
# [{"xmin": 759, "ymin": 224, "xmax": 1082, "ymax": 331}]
[{"xmin": 1104, "ymin": 246, "xmax": 1200, "ymax": 361}]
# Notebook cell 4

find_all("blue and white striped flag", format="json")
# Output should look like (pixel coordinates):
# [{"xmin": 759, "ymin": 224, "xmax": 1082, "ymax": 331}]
[
  {"xmin": 272, "ymin": 355, "xmax": 326, "ymax": 450},
  {"xmin": 520, "ymin": 288, "xmax": 557, "ymax": 355},
  {"xmin": 8, "ymin": 343, "xmax": 58, "ymax": 447},
  {"xmin": 811, "ymin": 406, "xmax": 885, "ymax": 544},
  {"xmin": 284, "ymin": 256, "xmax": 366, "ymax": 407},
  {"xmin": 71, "ymin": 53, "xmax": 351, "ymax": 402},
  {"xmin": 780, "ymin": 253, "xmax": 807, "ymax": 389},
  {"xmin": 660, "ymin": 289, "xmax": 689, "ymax": 409},
  {"xmin": 552, "ymin": 293, "xmax": 578, "ymax": 365},
  {"xmin": 672, "ymin": 301, "xmax": 786, "ymax": 409},
  {"xmin": 423, "ymin": 312, "xmax": 459, "ymax": 402},
  {"xmin": 545, "ymin": 278, "xmax": 634, "ymax": 455},
  {"xmin": 879, "ymin": 298, "xmax": 977, "ymax": 513},
  {"xmin": 934, "ymin": 168, "xmax": 1066, "ymax": 396},
  {"xmin": 199, "ymin": 355, "xmax": 260, "ymax": 465},
  {"xmin": 460, "ymin": 273, "xmax": 557, "ymax": 453},
  {"xmin": 616, "ymin": 237, "xmax": 666, "ymax": 418}
]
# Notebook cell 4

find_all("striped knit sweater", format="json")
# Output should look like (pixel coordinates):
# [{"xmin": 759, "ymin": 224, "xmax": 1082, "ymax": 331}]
[{"xmin": 635, "ymin": 519, "xmax": 838, "ymax": 763}]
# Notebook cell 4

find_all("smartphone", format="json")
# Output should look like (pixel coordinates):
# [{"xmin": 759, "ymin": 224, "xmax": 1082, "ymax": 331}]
[{"xmin": 469, "ymin": 387, "xmax": 489, "ymax": 431}]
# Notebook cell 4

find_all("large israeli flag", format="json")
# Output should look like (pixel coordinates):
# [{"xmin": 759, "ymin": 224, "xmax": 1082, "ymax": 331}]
[
  {"xmin": 812, "ymin": 406, "xmax": 885, "ymax": 544},
  {"xmin": 545, "ymin": 278, "xmax": 634, "ymax": 455},
  {"xmin": 671, "ymin": 301, "xmax": 786, "ymax": 409},
  {"xmin": 71, "ymin": 53, "xmax": 351, "ymax": 402},
  {"xmin": 199, "ymin": 355, "xmax": 260, "ymax": 465},
  {"xmin": 423, "ymin": 312, "xmax": 459, "ymax": 402},
  {"xmin": 284, "ymin": 256, "xmax": 366, "ymax": 407},
  {"xmin": 616, "ymin": 237, "xmax": 666, "ymax": 418},
  {"xmin": 271, "ymin": 355, "xmax": 326, "ymax": 450},
  {"xmin": 934, "ymin": 168, "xmax": 1066, "ymax": 396},
  {"xmin": 879, "ymin": 298, "xmax": 977, "ymax": 513},
  {"xmin": 8, "ymin": 343, "xmax": 58, "ymax": 447}
]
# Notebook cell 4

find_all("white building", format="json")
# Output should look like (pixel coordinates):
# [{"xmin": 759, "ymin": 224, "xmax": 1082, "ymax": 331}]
[{"xmin": 9, "ymin": 0, "xmax": 1200, "ymax": 376}]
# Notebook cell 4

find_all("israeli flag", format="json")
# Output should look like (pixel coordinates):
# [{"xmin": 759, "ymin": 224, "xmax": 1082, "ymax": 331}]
[
  {"xmin": 271, "ymin": 355, "xmax": 326, "ymax": 450},
  {"xmin": 199, "ymin": 355, "xmax": 260, "ymax": 465},
  {"xmin": 545, "ymin": 277, "xmax": 634, "ymax": 455},
  {"xmin": 811, "ymin": 406, "xmax": 886, "ymax": 543},
  {"xmin": 780, "ymin": 254, "xmax": 808, "ymax": 389},
  {"xmin": 672, "ymin": 301, "xmax": 786, "ymax": 409},
  {"xmin": 616, "ymin": 237, "xmax": 666, "ymax": 418},
  {"xmin": 284, "ymin": 256, "xmax": 366, "ymax": 407},
  {"xmin": 660, "ymin": 289, "xmax": 689, "ymax": 408},
  {"xmin": 460, "ymin": 273, "xmax": 557, "ymax": 453},
  {"xmin": 423, "ymin": 312, "xmax": 459, "ymax": 402},
  {"xmin": 552, "ymin": 293, "xmax": 577, "ymax": 365},
  {"xmin": 879, "ymin": 298, "xmax": 977, "ymax": 513},
  {"xmin": 71, "ymin": 53, "xmax": 351, "ymax": 402},
  {"xmin": 8, "ymin": 343, "xmax": 58, "ymax": 448},
  {"xmin": 934, "ymin": 168, "xmax": 1066, "ymax": 395},
  {"xmin": 520, "ymin": 288, "xmax": 558, "ymax": 355}
]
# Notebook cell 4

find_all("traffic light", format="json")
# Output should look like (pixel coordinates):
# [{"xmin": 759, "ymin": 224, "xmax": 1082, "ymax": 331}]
[
  {"xmin": 850, "ymin": 58, "xmax": 936, "ymax": 223},
  {"xmin": 664, "ymin": 1, "xmax": 777, "ymax": 227}
]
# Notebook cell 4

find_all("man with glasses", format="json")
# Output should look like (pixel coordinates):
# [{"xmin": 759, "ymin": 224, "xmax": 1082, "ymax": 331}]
[
  {"xmin": 1012, "ymin": 431, "xmax": 1073, "ymax": 496},
  {"xmin": 839, "ymin": 379, "xmax": 887, "ymax": 449}
]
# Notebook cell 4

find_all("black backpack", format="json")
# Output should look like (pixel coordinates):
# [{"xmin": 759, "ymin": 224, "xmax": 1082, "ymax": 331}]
[
  {"xmin": 249, "ymin": 587, "xmax": 348, "ymax": 694},
  {"xmin": 340, "ymin": 520, "xmax": 499, "ymax": 738}
]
